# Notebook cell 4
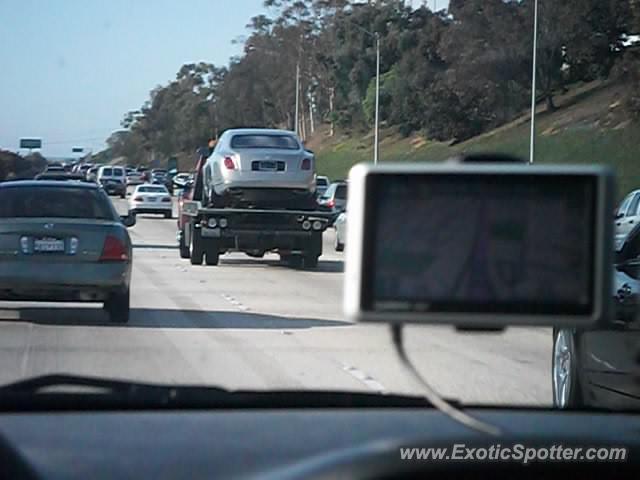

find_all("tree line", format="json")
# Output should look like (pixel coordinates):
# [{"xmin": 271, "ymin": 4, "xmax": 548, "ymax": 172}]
[
  {"xmin": 105, "ymin": 0, "xmax": 639, "ymax": 166},
  {"xmin": 0, "ymin": 150, "xmax": 47, "ymax": 181}
]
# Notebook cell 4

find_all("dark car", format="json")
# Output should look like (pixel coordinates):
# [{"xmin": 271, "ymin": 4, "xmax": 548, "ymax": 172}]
[
  {"xmin": 552, "ymin": 222, "xmax": 640, "ymax": 410},
  {"xmin": 137, "ymin": 166, "xmax": 150, "ymax": 182},
  {"xmin": 35, "ymin": 172, "xmax": 88, "ymax": 182},
  {"xmin": 151, "ymin": 172, "xmax": 166, "ymax": 184},
  {"xmin": 0, "ymin": 181, "xmax": 136, "ymax": 323}
]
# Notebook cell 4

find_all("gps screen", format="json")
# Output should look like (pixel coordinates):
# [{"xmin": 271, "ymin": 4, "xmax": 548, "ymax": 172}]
[{"xmin": 366, "ymin": 174, "xmax": 596, "ymax": 315}]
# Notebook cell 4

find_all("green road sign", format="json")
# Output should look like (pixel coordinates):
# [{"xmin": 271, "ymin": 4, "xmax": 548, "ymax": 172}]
[{"xmin": 20, "ymin": 138, "xmax": 42, "ymax": 149}]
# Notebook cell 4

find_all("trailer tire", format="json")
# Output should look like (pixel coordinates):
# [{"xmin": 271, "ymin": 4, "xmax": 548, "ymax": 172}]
[
  {"xmin": 302, "ymin": 254, "xmax": 319, "ymax": 269},
  {"xmin": 189, "ymin": 226, "xmax": 204, "ymax": 265},
  {"xmin": 279, "ymin": 253, "xmax": 291, "ymax": 264},
  {"xmin": 287, "ymin": 255, "xmax": 303, "ymax": 269},
  {"xmin": 178, "ymin": 228, "xmax": 190, "ymax": 259},
  {"xmin": 204, "ymin": 241, "xmax": 220, "ymax": 266}
]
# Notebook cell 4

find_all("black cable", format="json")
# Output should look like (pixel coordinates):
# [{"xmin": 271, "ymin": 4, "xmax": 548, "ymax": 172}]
[{"xmin": 390, "ymin": 323, "xmax": 502, "ymax": 436}]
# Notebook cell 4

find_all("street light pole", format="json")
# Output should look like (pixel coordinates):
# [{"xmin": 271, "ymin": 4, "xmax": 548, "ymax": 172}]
[
  {"xmin": 529, "ymin": 0, "xmax": 539, "ymax": 164},
  {"xmin": 374, "ymin": 33, "xmax": 380, "ymax": 165},
  {"xmin": 344, "ymin": 21, "xmax": 381, "ymax": 164},
  {"xmin": 295, "ymin": 61, "xmax": 300, "ymax": 135}
]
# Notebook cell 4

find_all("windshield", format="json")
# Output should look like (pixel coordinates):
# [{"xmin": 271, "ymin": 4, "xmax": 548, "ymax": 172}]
[
  {"xmin": 0, "ymin": 186, "xmax": 115, "ymax": 220},
  {"xmin": 0, "ymin": 0, "xmax": 638, "ymax": 417}
]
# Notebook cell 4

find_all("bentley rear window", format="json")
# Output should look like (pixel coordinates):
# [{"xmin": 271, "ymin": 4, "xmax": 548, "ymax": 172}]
[{"xmin": 231, "ymin": 135, "xmax": 299, "ymax": 150}]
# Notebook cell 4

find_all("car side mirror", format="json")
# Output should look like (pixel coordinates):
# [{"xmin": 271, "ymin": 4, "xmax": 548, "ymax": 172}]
[
  {"xmin": 305, "ymin": 149, "xmax": 315, "ymax": 155},
  {"xmin": 615, "ymin": 212, "xmax": 624, "ymax": 219},
  {"xmin": 121, "ymin": 211, "xmax": 136, "ymax": 228}
]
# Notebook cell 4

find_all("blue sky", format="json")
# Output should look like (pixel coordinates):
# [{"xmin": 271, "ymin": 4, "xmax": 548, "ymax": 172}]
[
  {"xmin": 0, "ymin": 0, "xmax": 448, "ymax": 158},
  {"xmin": 0, "ymin": 0, "xmax": 264, "ymax": 157}
]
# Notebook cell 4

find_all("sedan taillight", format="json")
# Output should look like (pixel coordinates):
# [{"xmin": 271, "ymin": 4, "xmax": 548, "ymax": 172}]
[
  {"xmin": 223, "ymin": 157, "xmax": 235, "ymax": 170},
  {"xmin": 162, "ymin": 197, "xmax": 171, "ymax": 202},
  {"xmin": 133, "ymin": 196, "xmax": 144, "ymax": 201},
  {"xmin": 100, "ymin": 235, "xmax": 129, "ymax": 262}
]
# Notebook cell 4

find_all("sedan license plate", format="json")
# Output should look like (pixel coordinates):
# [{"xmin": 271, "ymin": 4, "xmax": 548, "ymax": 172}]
[
  {"xmin": 147, "ymin": 197, "xmax": 157, "ymax": 202},
  {"xmin": 259, "ymin": 161, "xmax": 277, "ymax": 171},
  {"xmin": 34, "ymin": 237, "xmax": 64, "ymax": 253}
]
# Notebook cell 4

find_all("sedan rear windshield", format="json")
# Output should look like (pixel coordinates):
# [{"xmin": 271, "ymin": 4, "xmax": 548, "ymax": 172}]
[
  {"xmin": 138, "ymin": 186, "xmax": 167, "ymax": 193},
  {"xmin": 231, "ymin": 134, "xmax": 299, "ymax": 150},
  {"xmin": 0, "ymin": 187, "xmax": 115, "ymax": 220},
  {"xmin": 335, "ymin": 185, "xmax": 347, "ymax": 199}
]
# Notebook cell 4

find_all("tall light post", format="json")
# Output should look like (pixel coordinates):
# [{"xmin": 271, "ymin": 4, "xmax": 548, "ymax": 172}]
[
  {"xmin": 295, "ymin": 61, "xmax": 300, "ymax": 135},
  {"xmin": 529, "ymin": 0, "xmax": 539, "ymax": 164},
  {"xmin": 348, "ymin": 23, "xmax": 381, "ymax": 164},
  {"xmin": 374, "ymin": 33, "xmax": 380, "ymax": 164}
]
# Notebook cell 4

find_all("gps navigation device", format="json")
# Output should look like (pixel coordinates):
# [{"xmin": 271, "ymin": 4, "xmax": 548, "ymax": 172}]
[{"xmin": 344, "ymin": 163, "xmax": 615, "ymax": 327}]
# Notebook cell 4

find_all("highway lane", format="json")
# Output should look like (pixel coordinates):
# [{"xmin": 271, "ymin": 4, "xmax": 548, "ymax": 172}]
[{"xmin": 0, "ymin": 195, "xmax": 552, "ymax": 405}]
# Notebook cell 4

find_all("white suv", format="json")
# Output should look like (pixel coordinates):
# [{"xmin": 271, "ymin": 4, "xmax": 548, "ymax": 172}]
[{"xmin": 97, "ymin": 166, "xmax": 127, "ymax": 198}]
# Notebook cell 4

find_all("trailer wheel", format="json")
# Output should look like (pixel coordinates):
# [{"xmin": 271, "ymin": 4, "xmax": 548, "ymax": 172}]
[
  {"xmin": 302, "ymin": 254, "xmax": 319, "ymax": 269},
  {"xmin": 204, "ymin": 241, "xmax": 220, "ymax": 266},
  {"xmin": 287, "ymin": 255, "xmax": 303, "ymax": 269},
  {"xmin": 189, "ymin": 226, "xmax": 204, "ymax": 265},
  {"xmin": 178, "ymin": 228, "xmax": 190, "ymax": 259},
  {"xmin": 279, "ymin": 253, "xmax": 291, "ymax": 264}
]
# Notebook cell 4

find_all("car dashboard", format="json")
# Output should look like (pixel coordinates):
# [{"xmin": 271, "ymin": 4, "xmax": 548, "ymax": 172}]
[{"xmin": 1, "ymin": 408, "xmax": 639, "ymax": 479}]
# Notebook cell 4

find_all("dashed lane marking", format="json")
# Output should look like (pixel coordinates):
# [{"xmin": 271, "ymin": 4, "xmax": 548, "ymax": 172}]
[
  {"xmin": 221, "ymin": 293, "xmax": 251, "ymax": 312},
  {"xmin": 342, "ymin": 364, "xmax": 387, "ymax": 394}
]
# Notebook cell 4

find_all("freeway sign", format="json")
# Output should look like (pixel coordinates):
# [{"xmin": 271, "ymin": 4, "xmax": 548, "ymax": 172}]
[{"xmin": 19, "ymin": 138, "xmax": 42, "ymax": 149}]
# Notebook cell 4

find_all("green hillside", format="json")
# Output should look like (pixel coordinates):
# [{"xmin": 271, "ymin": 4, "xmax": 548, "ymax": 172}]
[{"xmin": 312, "ymin": 81, "xmax": 639, "ymax": 199}]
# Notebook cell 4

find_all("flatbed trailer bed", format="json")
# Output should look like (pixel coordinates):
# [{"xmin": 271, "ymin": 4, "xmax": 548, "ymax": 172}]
[{"xmin": 178, "ymin": 200, "xmax": 335, "ymax": 269}]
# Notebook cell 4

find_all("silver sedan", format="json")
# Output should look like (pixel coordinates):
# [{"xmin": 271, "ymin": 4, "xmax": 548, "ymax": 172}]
[
  {"xmin": 202, "ymin": 129, "xmax": 316, "ymax": 209},
  {"xmin": 0, "ymin": 181, "xmax": 135, "ymax": 323}
]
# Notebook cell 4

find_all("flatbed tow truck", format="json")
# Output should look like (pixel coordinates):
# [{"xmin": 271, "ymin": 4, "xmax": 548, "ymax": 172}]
[{"xmin": 177, "ymin": 149, "xmax": 334, "ymax": 269}]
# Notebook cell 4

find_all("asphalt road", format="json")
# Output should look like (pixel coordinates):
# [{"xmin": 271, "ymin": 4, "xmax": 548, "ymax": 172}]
[{"xmin": 0, "ymin": 193, "xmax": 552, "ymax": 406}]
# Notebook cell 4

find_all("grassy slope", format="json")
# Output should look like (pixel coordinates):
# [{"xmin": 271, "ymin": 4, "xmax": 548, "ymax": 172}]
[{"xmin": 311, "ymin": 81, "xmax": 640, "ymax": 198}]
